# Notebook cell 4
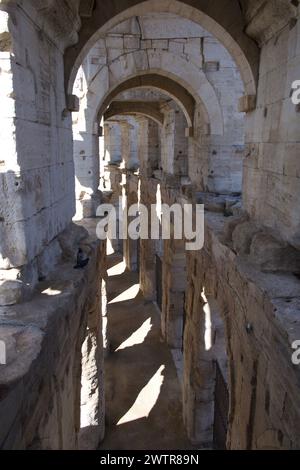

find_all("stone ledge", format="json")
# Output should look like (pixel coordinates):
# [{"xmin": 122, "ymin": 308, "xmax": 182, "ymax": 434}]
[
  {"xmin": 204, "ymin": 211, "xmax": 300, "ymax": 351},
  {"xmin": 0, "ymin": 219, "xmax": 105, "ymax": 449}
]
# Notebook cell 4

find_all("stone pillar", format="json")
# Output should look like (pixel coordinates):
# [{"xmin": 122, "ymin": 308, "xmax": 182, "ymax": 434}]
[
  {"xmin": 182, "ymin": 250, "xmax": 229, "ymax": 448},
  {"xmin": 79, "ymin": 244, "xmax": 106, "ymax": 449},
  {"xmin": 160, "ymin": 105, "xmax": 175, "ymax": 175},
  {"xmin": 104, "ymin": 122, "xmax": 122, "ymax": 166},
  {"xmin": 123, "ymin": 173, "xmax": 139, "ymax": 272},
  {"xmin": 119, "ymin": 121, "xmax": 130, "ymax": 169},
  {"xmin": 162, "ymin": 239, "xmax": 186, "ymax": 349},
  {"xmin": 102, "ymin": 164, "xmax": 122, "ymax": 254},
  {"xmin": 183, "ymin": 279, "xmax": 215, "ymax": 447},
  {"xmin": 148, "ymin": 119, "xmax": 161, "ymax": 175},
  {"xmin": 139, "ymin": 177, "xmax": 157, "ymax": 300},
  {"xmin": 128, "ymin": 118, "xmax": 139, "ymax": 170},
  {"xmin": 174, "ymin": 109, "xmax": 189, "ymax": 177},
  {"xmin": 73, "ymin": 128, "xmax": 102, "ymax": 219}
]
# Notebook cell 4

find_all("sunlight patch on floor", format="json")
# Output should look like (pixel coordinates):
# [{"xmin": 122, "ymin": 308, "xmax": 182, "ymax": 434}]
[
  {"xmin": 115, "ymin": 317, "xmax": 152, "ymax": 351},
  {"xmin": 109, "ymin": 283, "xmax": 140, "ymax": 304},
  {"xmin": 107, "ymin": 260, "xmax": 126, "ymax": 277},
  {"xmin": 117, "ymin": 365, "xmax": 165, "ymax": 425},
  {"xmin": 41, "ymin": 287, "xmax": 62, "ymax": 296}
]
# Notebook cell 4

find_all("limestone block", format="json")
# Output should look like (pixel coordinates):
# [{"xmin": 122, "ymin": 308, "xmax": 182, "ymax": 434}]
[
  {"xmin": 10, "ymin": 62, "xmax": 36, "ymax": 104},
  {"xmin": 152, "ymin": 39, "xmax": 168, "ymax": 50},
  {"xmin": 124, "ymin": 36, "xmax": 140, "ymax": 50},
  {"xmin": 147, "ymin": 48, "xmax": 163, "ymax": 69},
  {"xmin": 184, "ymin": 38, "xmax": 202, "ymax": 63},
  {"xmin": 140, "ymin": 14, "xmax": 206, "ymax": 39},
  {"xmin": 203, "ymin": 37, "xmax": 234, "ymax": 67},
  {"xmin": 0, "ymin": 280, "xmax": 23, "ymax": 306},
  {"xmin": 249, "ymin": 232, "xmax": 300, "ymax": 273},
  {"xmin": 223, "ymin": 213, "xmax": 248, "ymax": 243},
  {"xmin": 232, "ymin": 221, "xmax": 261, "ymax": 254},
  {"xmin": 169, "ymin": 41, "xmax": 184, "ymax": 55},
  {"xmin": 132, "ymin": 50, "xmax": 148, "ymax": 71},
  {"xmin": 140, "ymin": 39, "xmax": 151, "ymax": 49},
  {"xmin": 283, "ymin": 143, "xmax": 300, "ymax": 178},
  {"xmin": 105, "ymin": 35, "xmax": 123, "ymax": 49},
  {"xmin": 58, "ymin": 223, "xmax": 88, "ymax": 261},
  {"xmin": 245, "ymin": 0, "xmax": 297, "ymax": 46},
  {"xmin": 0, "ymin": 325, "xmax": 44, "ymax": 383},
  {"xmin": 37, "ymin": 239, "xmax": 62, "ymax": 279}
]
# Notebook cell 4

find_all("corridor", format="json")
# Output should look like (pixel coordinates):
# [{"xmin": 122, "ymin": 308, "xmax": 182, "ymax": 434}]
[
  {"xmin": 2, "ymin": 0, "xmax": 300, "ymax": 452},
  {"xmin": 99, "ymin": 253, "xmax": 193, "ymax": 450}
]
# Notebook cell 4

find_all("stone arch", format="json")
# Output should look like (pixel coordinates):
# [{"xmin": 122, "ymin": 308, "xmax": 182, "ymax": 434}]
[
  {"xmin": 98, "ymin": 73, "xmax": 195, "ymax": 129},
  {"xmin": 104, "ymin": 101, "xmax": 165, "ymax": 127},
  {"xmin": 66, "ymin": 0, "xmax": 258, "ymax": 96},
  {"xmin": 73, "ymin": 48, "xmax": 226, "ymax": 216},
  {"xmin": 78, "ymin": 49, "xmax": 224, "ymax": 135}
]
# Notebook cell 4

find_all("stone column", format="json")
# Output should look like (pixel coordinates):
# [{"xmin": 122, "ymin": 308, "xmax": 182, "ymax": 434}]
[
  {"xmin": 123, "ymin": 172, "xmax": 139, "ymax": 272},
  {"xmin": 139, "ymin": 177, "xmax": 157, "ymax": 300},
  {"xmin": 160, "ymin": 105, "xmax": 175, "ymax": 175},
  {"xmin": 162, "ymin": 239, "xmax": 186, "ymax": 349},
  {"xmin": 79, "ymin": 244, "xmax": 106, "ymax": 449},
  {"xmin": 73, "ymin": 126, "xmax": 101, "ymax": 219}
]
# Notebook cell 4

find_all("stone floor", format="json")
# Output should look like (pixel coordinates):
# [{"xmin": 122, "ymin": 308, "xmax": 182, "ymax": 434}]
[{"xmin": 99, "ymin": 253, "xmax": 194, "ymax": 450}]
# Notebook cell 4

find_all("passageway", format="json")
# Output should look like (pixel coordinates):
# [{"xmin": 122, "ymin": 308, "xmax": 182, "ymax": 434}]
[
  {"xmin": 1, "ymin": 0, "xmax": 300, "ymax": 452},
  {"xmin": 100, "ymin": 253, "xmax": 194, "ymax": 450}
]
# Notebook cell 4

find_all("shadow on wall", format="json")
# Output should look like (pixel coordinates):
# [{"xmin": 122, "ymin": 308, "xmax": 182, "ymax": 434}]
[{"xmin": 0, "ymin": 9, "xmax": 76, "ymax": 306}]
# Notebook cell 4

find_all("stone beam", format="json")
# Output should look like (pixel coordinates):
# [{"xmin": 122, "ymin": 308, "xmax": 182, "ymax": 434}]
[
  {"xmin": 98, "ymin": 74, "xmax": 195, "ymax": 128},
  {"xmin": 65, "ymin": 0, "xmax": 259, "ymax": 96},
  {"xmin": 104, "ymin": 101, "xmax": 165, "ymax": 126}
]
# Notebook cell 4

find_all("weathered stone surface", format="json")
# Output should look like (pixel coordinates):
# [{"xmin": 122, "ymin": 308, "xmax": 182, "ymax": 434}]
[
  {"xmin": 232, "ymin": 221, "xmax": 261, "ymax": 254},
  {"xmin": 0, "ymin": 280, "xmax": 23, "ymax": 306},
  {"xmin": 1, "ymin": 0, "xmax": 300, "ymax": 453},
  {"xmin": 0, "ymin": 221, "xmax": 106, "ymax": 450},
  {"xmin": 183, "ymin": 212, "xmax": 300, "ymax": 449},
  {"xmin": 249, "ymin": 232, "xmax": 300, "ymax": 273},
  {"xmin": 58, "ymin": 223, "xmax": 88, "ymax": 261}
]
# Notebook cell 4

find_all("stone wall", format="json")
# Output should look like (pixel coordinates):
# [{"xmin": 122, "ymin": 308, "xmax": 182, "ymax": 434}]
[
  {"xmin": 0, "ymin": 221, "xmax": 106, "ymax": 449},
  {"xmin": 243, "ymin": 4, "xmax": 300, "ymax": 248},
  {"xmin": 0, "ymin": 3, "xmax": 77, "ymax": 307},
  {"xmin": 183, "ymin": 210, "xmax": 300, "ymax": 449}
]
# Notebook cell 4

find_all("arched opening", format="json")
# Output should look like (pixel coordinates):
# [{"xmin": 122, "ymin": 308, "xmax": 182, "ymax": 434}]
[
  {"xmin": 66, "ymin": 0, "xmax": 258, "ymax": 97},
  {"xmin": 2, "ymin": 0, "xmax": 300, "ymax": 454},
  {"xmin": 72, "ymin": 13, "xmax": 246, "ymax": 219},
  {"xmin": 70, "ymin": 10, "xmax": 247, "ymax": 449}
]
